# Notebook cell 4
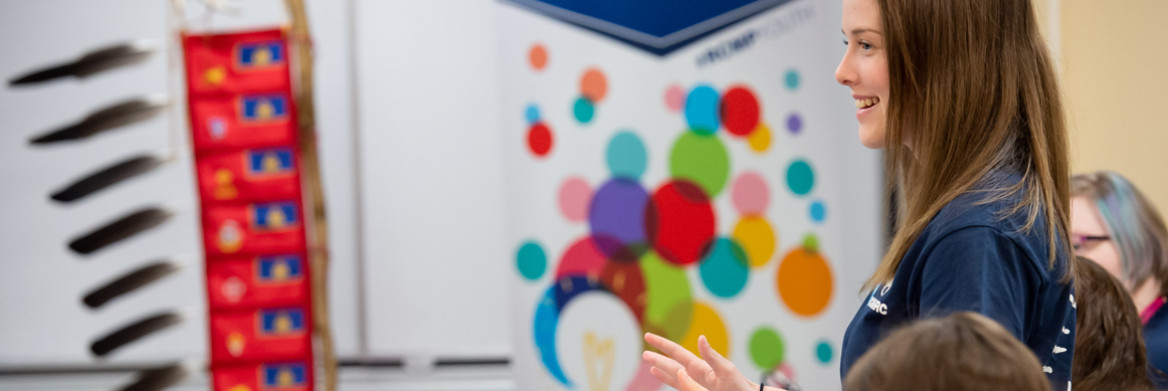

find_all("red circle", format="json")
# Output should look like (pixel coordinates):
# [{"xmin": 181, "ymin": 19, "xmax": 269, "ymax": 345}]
[
  {"xmin": 720, "ymin": 86, "xmax": 760, "ymax": 136},
  {"xmin": 528, "ymin": 123, "xmax": 553, "ymax": 157},
  {"xmin": 647, "ymin": 180, "xmax": 716, "ymax": 266}
]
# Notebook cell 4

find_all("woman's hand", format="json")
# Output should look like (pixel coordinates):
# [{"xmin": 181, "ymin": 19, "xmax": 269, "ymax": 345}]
[{"xmin": 642, "ymin": 332, "xmax": 766, "ymax": 391}]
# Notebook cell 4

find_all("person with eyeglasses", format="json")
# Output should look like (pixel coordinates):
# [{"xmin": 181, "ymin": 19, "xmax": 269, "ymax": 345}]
[{"xmin": 1071, "ymin": 171, "xmax": 1168, "ymax": 388}]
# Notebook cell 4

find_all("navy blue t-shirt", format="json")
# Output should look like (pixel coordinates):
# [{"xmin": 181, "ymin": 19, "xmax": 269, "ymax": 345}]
[
  {"xmin": 1144, "ymin": 304, "xmax": 1168, "ymax": 388},
  {"xmin": 839, "ymin": 180, "xmax": 1077, "ymax": 391}
]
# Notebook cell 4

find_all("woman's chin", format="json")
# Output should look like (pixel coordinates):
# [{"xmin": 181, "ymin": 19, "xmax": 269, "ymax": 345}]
[{"xmin": 858, "ymin": 128, "xmax": 886, "ymax": 149}]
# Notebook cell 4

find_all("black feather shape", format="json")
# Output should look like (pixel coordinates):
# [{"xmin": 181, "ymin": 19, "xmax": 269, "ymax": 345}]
[
  {"xmin": 51, "ymin": 154, "xmax": 166, "ymax": 202},
  {"xmin": 116, "ymin": 363, "xmax": 189, "ymax": 391},
  {"xmin": 68, "ymin": 207, "xmax": 172, "ymax": 255},
  {"xmin": 29, "ymin": 95, "xmax": 167, "ymax": 145},
  {"xmin": 82, "ymin": 260, "xmax": 181, "ymax": 309},
  {"xmin": 9, "ymin": 41, "xmax": 155, "ymax": 86},
  {"xmin": 90, "ymin": 312, "xmax": 182, "ymax": 357}
]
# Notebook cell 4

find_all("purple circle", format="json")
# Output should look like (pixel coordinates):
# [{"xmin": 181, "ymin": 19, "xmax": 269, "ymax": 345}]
[
  {"xmin": 588, "ymin": 178, "xmax": 651, "ymax": 262},
  {"xmin": 787, "ymin": 113, "xmax": 803, "ymax": 134}
]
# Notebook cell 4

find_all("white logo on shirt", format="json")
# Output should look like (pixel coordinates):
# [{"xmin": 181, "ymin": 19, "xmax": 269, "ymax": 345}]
[{"xmin": 867, "ymin": 296, "xmax": 888, "ymax": 315}]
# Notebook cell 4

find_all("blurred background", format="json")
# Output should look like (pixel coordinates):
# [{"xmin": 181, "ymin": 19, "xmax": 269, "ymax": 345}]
[{"xmin": 0, "ymin": 1, "xmax": 1163, "ymax": 390}]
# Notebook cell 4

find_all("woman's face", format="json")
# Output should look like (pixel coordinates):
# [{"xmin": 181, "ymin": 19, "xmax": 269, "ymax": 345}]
[
  {"xmin": 836, "ymin": 0, "xmax": 890, "ymax": 149},
  {"xmin": 1071, "ymin": 196, "xmax": 1125, "ymax": 284}
]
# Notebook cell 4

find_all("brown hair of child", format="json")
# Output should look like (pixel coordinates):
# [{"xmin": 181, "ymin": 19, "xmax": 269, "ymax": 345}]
[
  {"xmin": 1072, "ymin": 255, "xmax": 1155, "ymax": 390},
  {"xmin": 843, "ymin": 311, "xmax": 1051, "ymax": 391}
]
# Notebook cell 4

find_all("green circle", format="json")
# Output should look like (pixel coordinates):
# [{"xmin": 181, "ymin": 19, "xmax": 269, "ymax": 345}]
[
  {"xmin": 669, "ymin": 131, "xmax": 730, "ymax": 196},
  {"xmin": 516, "ymin": 241, "xmax": 547, "ymax": 281},
  {"xmin": 749, "ymin": 327, "xmax": 785, "ymax": 369},
  {"xmin": 802, "ymin": 233, "xmax": 820, "ymax": 253},
  {"xmin": 642, "ymin": 251, "xmax": 694, "ymax": 341},
  {"xmin": 573, "ymin": 96, "xmax": 595, "ymax": 123},
  {"xmin": 785, "ymin": 69, "xmax": 800, "ymax": 91},
  {"xmin": 786, "ymin": 159, "xmax": 815, "ymax": 196},
  {"xmin": 816, "ymin": 340, "xmax": 834, "ymax": 364}
]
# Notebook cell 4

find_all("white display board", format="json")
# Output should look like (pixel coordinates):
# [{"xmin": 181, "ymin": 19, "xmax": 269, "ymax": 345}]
[
  {"xmin": 496, "ymin": 1, "xmax": 882, "ymax": 390},
  {"xmin": 0, "ymin": 0, "xmax": 361, "ymax": 368}
]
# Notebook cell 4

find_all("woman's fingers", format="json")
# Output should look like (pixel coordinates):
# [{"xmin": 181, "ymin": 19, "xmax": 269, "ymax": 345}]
[
  {"xmin": 677, "ymin": 368, "xmax": 711, "ymax": 391},
  {"xmin": 648, "ymin": 365, "xmax": 679, "ymax": 388},
  {"xmin": 697, "ymin": 335, "xmax": 738, "ymax": 378},
  {"xmin": 642, "ymin": 350, "xmax": 682, "ymax": 385},
  {"xmin": 644, "ymin": 333, "xmax": 706, "ymax": 370}
]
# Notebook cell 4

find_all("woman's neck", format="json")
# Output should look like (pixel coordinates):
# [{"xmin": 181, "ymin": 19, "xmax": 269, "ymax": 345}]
[{"xmin": 1132, "ymin": 278, "xmax": 1164, "ymax": 312}]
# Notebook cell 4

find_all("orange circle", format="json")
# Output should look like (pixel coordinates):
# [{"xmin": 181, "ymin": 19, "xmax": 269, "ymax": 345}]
[
  {"xmin": 528, "ymin": 44, "xmax": 548, "ymax": 71},
  {"xmin": 580, "ymin": 67, "xmax": 608, "ymax": 102},
  {"xmin": 776, "ymin": 247, "xmax": 833, "ymax": 317}
]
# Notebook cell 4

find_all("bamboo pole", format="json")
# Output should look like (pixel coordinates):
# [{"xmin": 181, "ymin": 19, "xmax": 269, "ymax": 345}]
[{"xmin": 282, "ymin": 1, "xmax": 336, "ymax": 390}]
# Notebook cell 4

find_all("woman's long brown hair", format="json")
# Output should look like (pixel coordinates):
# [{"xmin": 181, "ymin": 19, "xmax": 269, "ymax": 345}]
[{"xmin": 866, "ymin": 0, "xmax": 1073, "ymax": 289}]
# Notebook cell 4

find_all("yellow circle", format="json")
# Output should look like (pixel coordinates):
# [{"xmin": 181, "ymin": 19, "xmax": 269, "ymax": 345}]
[
  {"xmin": 272, "ymin": 261, "xmax": 290, "ymax": 280},
  {"xmin": 275, "ymin": 314, "xmax": 292, "ymax": 332},
  {"xmin": 267, "ymin": 208, "xmax": 286, "ymax": 229},
  {"xmin": 204, "ymin": 67, "xmax": 226, "ymax": 85},
  {"xmin": 262, "ymin": 153, "xmax": 282, "ymax": 172},
  {"xmin": 253, "ymin": 48, "xmax": 272, "ymax": 66},
  {"xmin": 733, "ymin": 216, "xmax": 777, "ymax": 267},
  {"xmin": 680, "ymin": 301, "xmax": 729, "ymax": 358},
  {"xmin": 748, "ymin": 122, "xmax": 771, "ymax": 153},
  {"xmin": 257, "ymin": 101, "xmax": 275, "ymax": 119},
  {"xmin": 229, "ymin": 385, "xmax": 252, "ymax": 391}
]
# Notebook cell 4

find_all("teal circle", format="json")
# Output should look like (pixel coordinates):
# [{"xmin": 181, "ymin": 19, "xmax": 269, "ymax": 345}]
[
  {"xmin": 698, "ymin": 237, "xmax": 749, "ymax": 298},
  {"xmin": 606, "ymin": 131, "xmax": 647, "ymax": 180},
  {"xmin": 784, "ymin": 69, "xmax": 800, "ymax": 91},
  {"xmin": 816, "ymin": 340, "xmax": 833, "ymax": 364},
  {"xmin": 516, "ymin": 241, "xmax": 547, "ymax": 281},
  {"xmin": 786, "ymin": 159, "xmax": 815, "ymax": 196},
  {"xmin": 525, "ymin": 104, "xmax": 541, "ymax": 124},
  {"xmin": 573, "ymin": 96, "xmax": 595, "ymax": 124},
  {"xmin": 684, "ymin": 85, "xmax": 720, "ymax": 134},
  {"xmin": 810, "ymin": 200, "xmax": 826, "ymax": 223}
]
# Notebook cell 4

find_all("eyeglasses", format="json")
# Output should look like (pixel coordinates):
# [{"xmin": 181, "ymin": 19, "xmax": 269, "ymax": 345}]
[{"xmin": 1071, "ymin": 234, "xmax": 1111, "ymax": 252}]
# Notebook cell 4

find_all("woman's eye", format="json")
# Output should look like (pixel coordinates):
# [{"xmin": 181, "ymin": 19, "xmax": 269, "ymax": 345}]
[
  {"xmin": 842, "ymin": 39, "xmax": 849, "ymax": 46},
  {"xmin": 860, "ymin": 42, "xmax": 873, "ymax": 50}
]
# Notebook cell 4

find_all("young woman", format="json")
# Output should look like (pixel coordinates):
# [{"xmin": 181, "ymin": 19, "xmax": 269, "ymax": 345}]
[
  {"xmin": 1071, "ymin": 171, "xmax": 1168, "ymax": 387},
  {"xmin": 642, "ymin": 0, "xmax": 1077, "ymax": 389}
]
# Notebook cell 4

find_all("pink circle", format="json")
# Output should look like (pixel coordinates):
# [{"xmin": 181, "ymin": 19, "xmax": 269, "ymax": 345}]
[
  {"xmin": 558, "ymin": 177, "xmax": 592, "ymax": 222},
  {"xmin": 664, "ymin": 84, "xmax": 685, "ymax": 112},
  {"xmin": 732, "ymin": 171, "xmax": 770, "ymax": 215}
]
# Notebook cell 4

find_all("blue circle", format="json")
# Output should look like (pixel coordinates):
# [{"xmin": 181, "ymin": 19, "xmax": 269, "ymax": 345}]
[
  {"xmin": 606, "ymin": 131, "xmax": 648, "ymax": 180},
  {"xmin": 525, "ymin": 104, "xmax": 541, "ymax": 125},
  {"xmin": 684, "ymin": 85, "xmax": 720, "ymax": 134},
  {"xmin": 573, "ymin": 96, "xmax": 595, "ymax": 124},
  {"xmin": 516, "ymin": 241, "xmax": 547, "ymax": 281},
  {"xmin": 786, "ymin": 159, "xmax": 815, "ymax": 196},
  {"xmin": 785, "ymin": 69, "xmax": 800, "ymax": 91},
  {"xmin": 816, "ymin": 340, "xmax": 833, "ymax": 364},
  {"xmin": 810, "ymin": 200, "xmax": 827, "ymax": 223},
  {"xmin": 698, "ymin": 237, "xmax": 749, "ymax": 298}
]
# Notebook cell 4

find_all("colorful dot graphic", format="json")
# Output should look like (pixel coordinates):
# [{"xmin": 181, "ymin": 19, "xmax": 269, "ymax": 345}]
[
  {"xmin": 777, "ymin": 234, "xmax": 834, "ymax": 317},
  {"xmin": 529, "ymin": 43, "xmax": 548, "ymax": 71},
  {"xmin": 516, "ymin": 241, "xmax": 547, "ymax": 281},
  {"xmin": 816, "ymin": 339, "xmax": 834, "ymax": 364},
  {"xmin": 518, "ymin": 62, "xmax": 835, "ymax": 389},
  {"xmin": 664, "ymin": 84, "xmax": 685, "ymax": 112},
  {"xmin": 685, "ymin": 85, "xmax": 721, "ymax": 134},
  {"xmin": 606, "ymin": 131, "xmax": 648, "ymax": 180},
  {"xmin": 698, "ymin": 237, "xmax": 750, "ymax": 298},
  {"xmin": 573, "ymin": 96, "xmax": 594, "ymax": 124},
  {"xmin": 786, "ymin": 159, "xmax": 815, "ymax": 196},
  {"xmin": 749, "ymin": 327, "xmax": 785, "ymax": 369},
  {"xmin": 558, "ymin": 177, "xmax": 592, "ymax": 222},
  {"xmin": 527, "ymin": 123, "xmax": 553, "ymax": 157}
]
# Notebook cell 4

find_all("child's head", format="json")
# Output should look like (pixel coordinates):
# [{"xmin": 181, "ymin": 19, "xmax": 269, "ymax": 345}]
[
  {"xmin": 1072, "ymin": 255, "xmax": 1155, "ymax": 390},
  {"xmin": 843, "ymin": 311, "xmax": 1051, "ymax": 391}
]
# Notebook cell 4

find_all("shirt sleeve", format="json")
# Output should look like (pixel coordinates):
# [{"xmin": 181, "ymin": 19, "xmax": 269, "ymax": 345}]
[{"xmin": 917, "ymin": 226, "xmax": 1041, "ymax": 339}]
